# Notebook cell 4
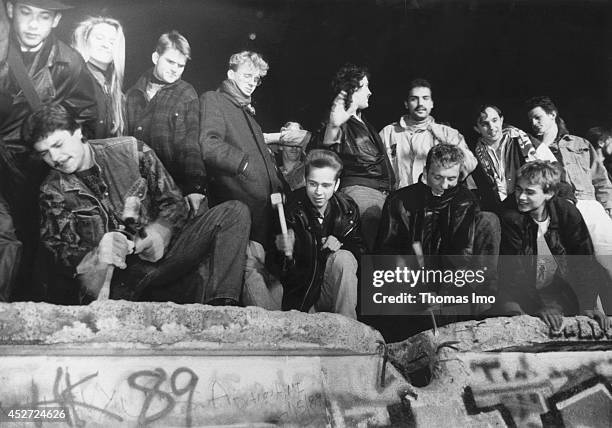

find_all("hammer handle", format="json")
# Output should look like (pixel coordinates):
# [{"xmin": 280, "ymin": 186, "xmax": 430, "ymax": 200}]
[
  {"xmin": 277, "ymin": 204, "xmax": 288, "ymax": 235},
  {"xmin": 276, "ymin": 204, "xmax": 293, "ymax": 257},
  {"xmin": 97, "ymin": 264, "xmax": 114, "ymax": 301}
]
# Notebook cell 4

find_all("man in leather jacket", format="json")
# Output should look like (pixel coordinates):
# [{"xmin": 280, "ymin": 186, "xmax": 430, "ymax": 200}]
[
  {"xmin": 275, "ymin": 149, "xmax": 365, "ymax": 319},
  {"xmin": 498, "ymin": 161, "xmax": 610, "ymax": 330},
  {"xmin": 0, "ymin": 0, "xmax": 97, "ymax": 300},
  {"xmin": 375, "ymin": 144, "xmax": 500, "ymax": 316},
  {"xmin": 23, "ymin": 105, "xmax": 250, "ymax": 305}
]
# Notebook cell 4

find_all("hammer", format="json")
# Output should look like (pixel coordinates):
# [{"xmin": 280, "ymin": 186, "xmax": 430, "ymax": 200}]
[
  {"xmin": 97, "ymin": 194, "xmax": 143, "ymax": 301},
  {"xmin": 271, "ymin": 192, "xmax": 292, "ymax": 258}
]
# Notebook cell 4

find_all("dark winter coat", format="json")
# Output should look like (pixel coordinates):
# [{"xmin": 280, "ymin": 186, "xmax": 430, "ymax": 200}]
[{"xmin": 199, "ymin": 89, "xmax": 283, "ymax": 248}]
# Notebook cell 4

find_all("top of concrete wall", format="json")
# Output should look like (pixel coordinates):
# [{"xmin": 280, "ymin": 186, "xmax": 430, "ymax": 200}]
[{"xmin": 0, "ymin": 301, "xmax": 383, "ymax": 354}]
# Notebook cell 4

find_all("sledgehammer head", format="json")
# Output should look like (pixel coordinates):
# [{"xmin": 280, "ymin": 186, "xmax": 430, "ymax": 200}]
[{"xmin": 270, "ymin": 193, "xmax": 283, "ymax": 207}]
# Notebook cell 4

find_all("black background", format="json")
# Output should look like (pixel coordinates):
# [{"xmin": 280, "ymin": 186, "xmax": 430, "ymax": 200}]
[{"xmin": 57, "ymin": 0, "xmax": 611, "ymax": 145}]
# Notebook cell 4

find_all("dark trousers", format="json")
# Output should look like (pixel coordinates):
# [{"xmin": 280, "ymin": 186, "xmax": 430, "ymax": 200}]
[
  {"xmin": 0, "ymin": 192, "xmax": 21, "ymax": 301},
  {"xmin": 109, "ymin": 200, "xmax": 250, "ymax": 303},
  {"xmin": 0, "ymin": 143, "xmax": 48, "ymax": 301}
]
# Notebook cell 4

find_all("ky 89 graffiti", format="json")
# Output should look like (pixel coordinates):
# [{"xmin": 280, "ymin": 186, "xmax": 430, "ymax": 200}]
[{"xmin": 127, "ymin": 367, "xmax": 199, "ymax": 427}]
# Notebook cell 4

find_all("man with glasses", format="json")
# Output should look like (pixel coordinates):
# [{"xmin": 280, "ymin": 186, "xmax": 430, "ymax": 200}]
[{"xmin": 200, "ymin": 50, "xmax": 285, "ymax": 309}]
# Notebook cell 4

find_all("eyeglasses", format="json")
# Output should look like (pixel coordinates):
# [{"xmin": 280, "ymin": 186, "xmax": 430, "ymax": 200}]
[{"xmin": 237, "ymin": 72, "xmax": 263, "ymax": 86}]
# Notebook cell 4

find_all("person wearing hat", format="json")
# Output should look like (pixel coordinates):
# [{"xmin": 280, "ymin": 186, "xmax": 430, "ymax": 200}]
[{"xmin": 0, "ymin": 0, "xmax": 98, "ymax": 300}]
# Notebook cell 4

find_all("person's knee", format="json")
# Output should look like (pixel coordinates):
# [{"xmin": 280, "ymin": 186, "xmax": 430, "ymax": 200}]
[
  {"xmin": 328, "ymin": 249, "xmax": 358, "ymax": 273},
  {"xmin": 221, "ymin": 200, "xmax": 251, "ymax": 221}
]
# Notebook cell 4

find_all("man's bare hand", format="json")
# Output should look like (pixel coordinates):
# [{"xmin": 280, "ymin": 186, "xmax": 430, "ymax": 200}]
[
  {"xmin": 536, "ymin": 307, "xmax": 564, "ymax": 331},
  {"xmin": 329, "ymin": 91, "xmax": 354, "ymax": 128},
  {"xmin": 275, "ymin": 229, "xmax": 295, "ymax": 257},
  {"xmin": 583, "ymin": 309, "xmax": 611, "ymax": 331},
  {"xmin": 321, "ymin": 235, "xmax": 342, "ymax": 252}
]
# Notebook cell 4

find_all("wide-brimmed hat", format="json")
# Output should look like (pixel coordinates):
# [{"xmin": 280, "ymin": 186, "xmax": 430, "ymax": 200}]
[{"xmin": 17, "ymin": 0, "xmax": 73, "ymax": 11}]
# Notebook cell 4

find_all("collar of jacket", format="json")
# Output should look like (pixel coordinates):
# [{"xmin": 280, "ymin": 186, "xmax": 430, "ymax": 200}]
[
  {"xmin": 54, "ymin": 143, "xmax": 103, "ymax": 193},
  {"xmin": 506, "ymin": 194, "xmax": 561, "ymax": 233},
  {"xmin": 9, "ymin": 31, "xmax": 61, "ymax": 69},
  {"xmin": 131, "ymin": 68, "xmax": 182, "ymax": 94},
  {"xmin": 218, "ymin": 89, "xmax": 257, "ymax": 116},
  {"xmin": 398, "ymin": 114, "xmax": 436, "ymax": 130},
  {"xmin": 416, "ymin": 174, "xmax": 465, "ymax": 205},
  {"xmin": 290, "ymin": 189, "xmax": 355, "ymax": 226}
]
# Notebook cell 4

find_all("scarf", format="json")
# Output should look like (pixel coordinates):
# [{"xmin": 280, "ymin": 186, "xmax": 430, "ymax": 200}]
[
  {"xmin": 402, "ymin": 115, "xmax": 434, "ymax": 132},
  {"xmin": 220, "ymin": 79, "xmax": 255, "ymax": 116}
]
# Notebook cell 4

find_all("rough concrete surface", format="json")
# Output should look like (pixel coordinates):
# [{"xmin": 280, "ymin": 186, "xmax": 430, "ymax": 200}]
[
  {"xmin": 0, "ymin": 301, "xmax": 383, "ymax": 353},
  {"xmin": 387, "ymin": 315, "xmax": 612, "ymax": 427},
  {"xmin": 0, "ymin": 302, "xmax": 409, "ymax": 427}
]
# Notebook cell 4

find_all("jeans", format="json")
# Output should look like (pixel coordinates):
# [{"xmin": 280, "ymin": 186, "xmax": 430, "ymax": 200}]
[
  {"xmin": 341, "ymin": 185, "xmax": 387, "ymax": 252},
  {"xmin": 109, "ymin": 200, "xmax": 250, "ymax": 303},
  {"xmin": 313, "ymin": 249, "xmax": 358, "ymax": 319},
  {"xmin": 576, "ymin": 199, "xmax": 612, "ymax": 312},
  {"xmin": 242, "ymin": 240, "xmax": 283, "ymax": 310}
]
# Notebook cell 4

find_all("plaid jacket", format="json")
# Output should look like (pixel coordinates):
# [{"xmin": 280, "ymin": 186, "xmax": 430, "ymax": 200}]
[{"xmin": 126, "ymin": 69, "xmax": 205, "ymax": 195}]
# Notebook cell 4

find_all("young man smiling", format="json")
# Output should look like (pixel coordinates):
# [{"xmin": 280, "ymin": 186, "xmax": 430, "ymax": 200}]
[
  {"xmin": 498, "ymin": 161, "xmax": 610, "ymax": 330},
  {"xmin": 471, "ymin": 104, "xmax": 536, "ymax": 212},
  {"xmin": 275, "ymin": 149, "xmax": 365, "ymax": 318}
]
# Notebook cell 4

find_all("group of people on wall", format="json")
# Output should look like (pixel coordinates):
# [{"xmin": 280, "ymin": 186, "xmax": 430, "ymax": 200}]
[{"xmin": 1, "ymin": 0, "xmax": 611, "ymax": 335}]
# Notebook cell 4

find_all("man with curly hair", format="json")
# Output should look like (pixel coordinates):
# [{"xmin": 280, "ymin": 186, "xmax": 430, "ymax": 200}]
[{"xmin": 313, "ymin": 63, "xmax": 395, "ymax": 251}]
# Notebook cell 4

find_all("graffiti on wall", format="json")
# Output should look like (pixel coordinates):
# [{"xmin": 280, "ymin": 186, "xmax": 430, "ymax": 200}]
[
  {"xmin": 0, "ymin": 356, "xmax": 332, "ymax": 427},
  {"xmin": 462, "ymin": 352, "xmax": 612, "ymax": 427}
]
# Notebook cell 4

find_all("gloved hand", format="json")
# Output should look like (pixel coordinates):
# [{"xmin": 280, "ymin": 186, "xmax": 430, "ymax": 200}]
[
  {"xmin": 98, "ymin": 231, "xmax": 134, "ymax": 269},
  {"xmin": 134, "ymin": 228, "xmax": 166, "ymax": 262}
]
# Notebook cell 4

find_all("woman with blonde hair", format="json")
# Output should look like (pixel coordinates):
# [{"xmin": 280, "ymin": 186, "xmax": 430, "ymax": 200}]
[{"xmin": 72, "ymin": 16, "xmax": 126, "ymax": 138}]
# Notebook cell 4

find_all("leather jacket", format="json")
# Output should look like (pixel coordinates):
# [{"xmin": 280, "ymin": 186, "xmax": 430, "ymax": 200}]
[
  {"xmin": 375, "ymin": 181, "xmax": 479, "ymax": 257},
  {"xmin": 0, "ymin": 34, "xmax": 97, "ymax": 144},
  {"xmin": 311, "ymin": 116, "xmax": 395, "ymax": 192},
  {"xmin": 498, "ymin": 195, "xmax": 606, "ymax": 314},
  {"xmin": 280, "ymin": 188, "xmax": 365, "ymax": 311}
]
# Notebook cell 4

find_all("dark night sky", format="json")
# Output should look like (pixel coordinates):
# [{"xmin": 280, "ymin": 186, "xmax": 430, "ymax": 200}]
[{"xmin": 56, "ymin": 0, "xmax": 611, "ymax": 144}]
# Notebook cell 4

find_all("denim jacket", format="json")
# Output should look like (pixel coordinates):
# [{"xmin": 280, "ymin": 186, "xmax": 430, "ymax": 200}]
[
  {"xmin": 556, "ymin": 134, "xmax": 612, "ymax": 209},
  {"xmin": 39, "ymin": 136, "xmax": 187, "ymax": 280}
]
